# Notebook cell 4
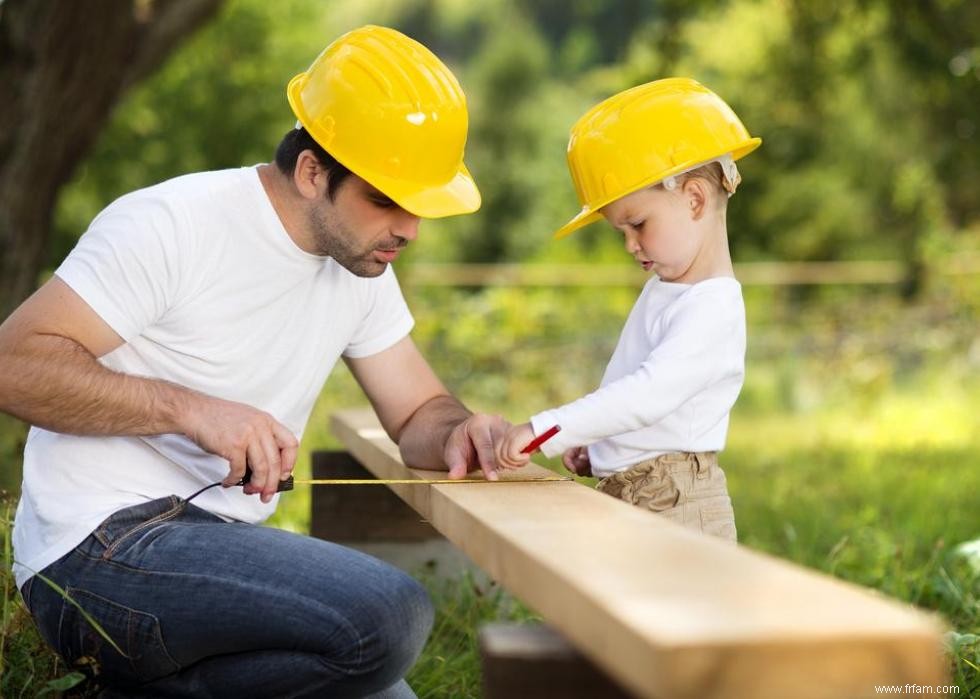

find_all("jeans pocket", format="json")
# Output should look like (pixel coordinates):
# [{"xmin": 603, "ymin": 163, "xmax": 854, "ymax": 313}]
[
  {"xmin": 99, "ymin": 497, "xmax": 186, "ymax": 561},
  {"xmin": 57, "ymin": 587, "xmax": 180, "ymax": 683}
]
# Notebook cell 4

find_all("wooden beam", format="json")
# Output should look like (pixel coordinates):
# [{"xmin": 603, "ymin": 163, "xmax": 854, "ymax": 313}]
[
  {"xmin": 310, "ymin": 451, "xmax": 438, "ymax": 542},
  {"xmin": 480, "ymin": 622, "xmax": 636, "ymax": 699},
  {"xmin": 331, "ymin": 409, "xmax": 948, "ymax": 699}
]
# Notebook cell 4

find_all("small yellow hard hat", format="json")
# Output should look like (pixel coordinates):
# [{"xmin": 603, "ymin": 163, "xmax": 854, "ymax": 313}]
[
  {"xmin": 554, "ymin": 77, "xmax": 761, "ymax": 239},
  {"xmin": 287, "ymin": 25, "xmax": 481, "ymax": 218}
]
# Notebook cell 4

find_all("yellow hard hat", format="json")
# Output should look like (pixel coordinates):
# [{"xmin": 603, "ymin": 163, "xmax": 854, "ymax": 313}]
[
  {"xmin": 287, "ymin": 25, "xmax": 481, "ymax": 218},
  {"xmin": 554, "ymin": 77, "xmax": 761, "ymax": 239}
]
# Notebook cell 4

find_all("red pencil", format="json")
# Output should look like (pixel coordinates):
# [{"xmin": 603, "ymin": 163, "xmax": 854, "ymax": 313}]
[{"xmin": 520, "ymin": 425, "xmax": 561, "ymax": 454}]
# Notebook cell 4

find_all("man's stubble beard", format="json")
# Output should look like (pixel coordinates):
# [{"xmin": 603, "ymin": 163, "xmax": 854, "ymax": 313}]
[{"xmin": 308, "ymin": 205, "xmax": 386, "ymax": 278}]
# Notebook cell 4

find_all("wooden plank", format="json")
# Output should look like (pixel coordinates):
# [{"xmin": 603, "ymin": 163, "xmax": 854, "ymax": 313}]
[
  {"xmin": 310, "ymin": 451, "xmax": 438, "ymax": 542},
  {"xmin": 331, "ymin": 409, "xmax": 948, "ymax": 699},
  {"xmin": 480, "ymin": 622, "xmax": 636, "ymax": 699}
]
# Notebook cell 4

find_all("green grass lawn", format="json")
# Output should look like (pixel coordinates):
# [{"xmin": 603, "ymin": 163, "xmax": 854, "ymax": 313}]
[{"xmin": 724, "ymin": 376, "xmax": 980, "ymax": 695}]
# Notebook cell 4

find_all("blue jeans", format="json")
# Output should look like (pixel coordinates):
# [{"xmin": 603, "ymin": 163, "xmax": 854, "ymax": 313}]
[{"xmin": 21, "ymin": 496, "xmax": 433, "ymax": 698}]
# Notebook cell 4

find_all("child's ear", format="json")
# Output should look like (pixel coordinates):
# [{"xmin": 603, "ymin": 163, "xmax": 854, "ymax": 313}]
[{"xmin": 682, "ymin": 177, "xmax": 709, "ymax": 221}]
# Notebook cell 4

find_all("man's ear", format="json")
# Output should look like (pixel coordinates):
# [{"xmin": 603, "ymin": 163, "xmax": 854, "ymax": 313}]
[
  {"xmin": 293, "ymin": 150, "xmax": 327, "ymax": 200},
  {"xmin": 682, "ymin": 177, "xmax": 709, "ymax": 221}
]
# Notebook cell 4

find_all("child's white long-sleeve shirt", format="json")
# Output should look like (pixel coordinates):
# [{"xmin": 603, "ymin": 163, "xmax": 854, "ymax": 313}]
[{"xmin": 530, "ymin": 276, "xmax": 746, "ymax": 477}]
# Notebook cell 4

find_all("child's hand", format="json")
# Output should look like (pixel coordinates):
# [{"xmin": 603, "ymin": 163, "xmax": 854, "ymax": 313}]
[
  {"xmin": 495, "ymin": 422, "xmax": 536, "ymax": 470},
  {"xmin": 562, "ymin": 446, "xmax": 592, "ymax": 477}
]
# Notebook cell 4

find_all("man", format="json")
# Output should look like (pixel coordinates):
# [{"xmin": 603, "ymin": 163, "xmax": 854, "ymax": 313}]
[{"xmin": 0, "ymin": 26, "xmax": 507, "ymax": 698}]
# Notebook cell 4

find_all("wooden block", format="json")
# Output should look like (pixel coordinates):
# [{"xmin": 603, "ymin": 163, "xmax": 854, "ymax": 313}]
[
  {"xmin": 331, "ymin": 409, "xmax": 949, "ymax": 699},
  {"xmin": 480, "ymin": 622, "xmax": 636, "ymax": 699},
  {"xmin": 310, "ymin": 450, "xmax": 438, "ymax": 542}
]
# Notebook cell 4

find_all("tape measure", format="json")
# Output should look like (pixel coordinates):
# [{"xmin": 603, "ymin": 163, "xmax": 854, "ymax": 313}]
[
  {"xmin": 186, "ymin": 470, "xmax": 571, "ymax": 505},
  {"xmin": 233, "ymin": 426, "xmax": 569, "ymax": 493},
  {"xmin": 267, "ymin": 474, "xmax": 572, "ymax": 492}
]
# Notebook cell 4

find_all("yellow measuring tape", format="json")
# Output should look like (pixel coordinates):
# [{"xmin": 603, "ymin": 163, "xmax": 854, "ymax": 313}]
[
  {"xmin": 234, "ymin": 466, "xmax": 574, "ymax": 493},
  {"xmin": 291, "ymin": 476, "xmax": 572, "ymax": 486}
]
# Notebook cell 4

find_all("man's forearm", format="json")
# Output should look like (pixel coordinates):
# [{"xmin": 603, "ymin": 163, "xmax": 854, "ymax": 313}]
[
  {"xmin": 397, "ymin": 393, "xmax": 471, "ymax": 470},
  {"xmin": 0, "ymin": 333, "xmax": 196, "ymax": 437}
]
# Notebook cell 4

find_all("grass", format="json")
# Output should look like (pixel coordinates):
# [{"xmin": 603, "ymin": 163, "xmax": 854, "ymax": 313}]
[
  {"xmin": 722, "ymin": 374, "xmax": 980, "ymax": 694},
  {"xmin": 2, "ymin": 288, "xmax": 979, "ymax": 696},
  {"xmin": 407, "ymin": 573, "xmax": 537, "ymax": 698},
  {"xmin": 0, "ymin": 502, "xmax": 87, "ymax": 698}
]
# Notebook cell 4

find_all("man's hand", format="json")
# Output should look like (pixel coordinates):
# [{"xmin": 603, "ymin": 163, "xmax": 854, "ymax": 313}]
[
  {"xmin": 444, "ymin": 413, "xmax": 510, "ymax": 481},
  {"xmin": 345, "ymin": 338, "xmax": 514, "ymax": 476},
  {"xmin": 182, "ymin": 395, "xmax": 298, "ymax": 504}
]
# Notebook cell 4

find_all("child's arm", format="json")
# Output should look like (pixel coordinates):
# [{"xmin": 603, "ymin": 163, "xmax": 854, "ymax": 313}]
[{"xmin": 528, "ymin": 293, "xmax": 744, "ymax": 458}]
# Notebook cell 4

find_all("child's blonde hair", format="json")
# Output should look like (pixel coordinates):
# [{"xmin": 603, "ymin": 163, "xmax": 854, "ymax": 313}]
[
  {"xmin": 658, "ymin": 155, "xmax": 742, "ymax": 199},
  {"xmin": 658, "ymin": 155, "xmax": 741, "ymax": 208}
]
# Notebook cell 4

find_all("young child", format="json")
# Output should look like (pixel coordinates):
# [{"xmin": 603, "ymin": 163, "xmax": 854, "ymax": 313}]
[{"xmin": 496, "ymin": 78, "xmax": 761, "ymax": 542}]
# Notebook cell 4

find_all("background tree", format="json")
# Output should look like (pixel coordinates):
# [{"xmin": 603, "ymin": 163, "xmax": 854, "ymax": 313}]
[{"xmin": 0, "ymin": 0, "xmax": 226, "ymax": 318}]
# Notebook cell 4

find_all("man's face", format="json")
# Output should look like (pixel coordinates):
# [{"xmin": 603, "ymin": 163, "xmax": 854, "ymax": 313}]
[{"xmin": 309, "ymin": 174, "xmax": 420, "ymax": 277}]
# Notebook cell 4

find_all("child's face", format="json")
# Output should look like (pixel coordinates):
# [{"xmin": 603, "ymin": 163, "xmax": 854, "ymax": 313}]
[{"xmin": 601, "ymin": 185, "xmax": 707, "ymax": 283}]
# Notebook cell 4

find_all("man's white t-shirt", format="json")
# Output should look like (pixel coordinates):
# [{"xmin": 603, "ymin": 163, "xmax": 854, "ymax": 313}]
[
  {"xmin": 13, "ymin": 167, "xmax": 414, "ymax": 587},
  {"xmin": 530, "ymin": 276, "xmax": 746, "ymax": 478}
]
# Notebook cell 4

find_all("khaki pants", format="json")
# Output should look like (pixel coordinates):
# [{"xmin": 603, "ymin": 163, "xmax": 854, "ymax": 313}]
[{"xmin": 596, "ymin": 452, "xmax": 737, "ymax": 543}]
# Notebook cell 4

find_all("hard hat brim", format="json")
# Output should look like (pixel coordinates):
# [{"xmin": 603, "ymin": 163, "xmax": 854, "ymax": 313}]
[
  {"xmin": 552, "ymin": 138, "xmax": 761, "ymax": 239},
  {"xmin": 368, "ymin": 162, "xmax": 482, "ymax": 219},
  {"xmin": 553, "ymin": 209, "xmax": 603, "ymax": 240}
]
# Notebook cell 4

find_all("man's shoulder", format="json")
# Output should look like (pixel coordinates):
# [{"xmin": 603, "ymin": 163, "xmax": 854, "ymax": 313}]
[
  {"xmin": 148, "ymin": 167, "xmax": 253, "ymax": 205},
  {"xmin": 92, "ymin": 168, "xmax": 261, "ymax": 251},
  {"xmin": 108, "ymin": 167, "xmax": 254, "ymax": 214}
]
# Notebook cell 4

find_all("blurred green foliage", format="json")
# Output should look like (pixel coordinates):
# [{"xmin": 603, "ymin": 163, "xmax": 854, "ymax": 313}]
[{"xmin": 50, "ymin": 0, "xmax": 979, "ymax": 272}]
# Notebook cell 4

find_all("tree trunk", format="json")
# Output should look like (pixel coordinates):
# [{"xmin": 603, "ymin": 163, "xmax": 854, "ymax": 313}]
[{"xmin": 0, "ymin": 0, "xmax": 225, "ymax": 319}]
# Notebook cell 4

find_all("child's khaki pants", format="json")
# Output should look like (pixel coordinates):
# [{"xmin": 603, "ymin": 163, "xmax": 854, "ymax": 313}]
[{"xmin": 596, "ymin": 451, "xmax": 737, "ymax": 543}]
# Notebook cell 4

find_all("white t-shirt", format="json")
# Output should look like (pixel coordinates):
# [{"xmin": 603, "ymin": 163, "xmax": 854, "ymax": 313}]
[
  {"xmin": 530, "ymin": 276, "xmax": 745, "ymax": 478},
  {"xmin": 13, "ymin": 166, "xmax": 414, "ymax": 587}
]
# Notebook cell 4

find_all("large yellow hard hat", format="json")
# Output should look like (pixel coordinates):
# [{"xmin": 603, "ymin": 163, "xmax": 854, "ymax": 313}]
[
  {"xmin": 554, "ymin": 77, "xmax": 761, "ymax": 239},
  {"xmin": 287, "ymin": 25, "xmax": 480, "ymax": 218}
]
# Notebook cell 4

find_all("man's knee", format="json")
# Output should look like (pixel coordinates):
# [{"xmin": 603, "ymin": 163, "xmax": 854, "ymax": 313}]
[
  {"xmin": 360, "ymin": 571, "xmax": 433, "ymax": 685},
  {"xmin": 382, "ymin": 573, "xmax": 434, "ymax": 670}
]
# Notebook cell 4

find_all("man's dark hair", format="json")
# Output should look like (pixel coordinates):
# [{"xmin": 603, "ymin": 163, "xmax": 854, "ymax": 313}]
[{"xmin": 274, "ymin": 127, "xmax": 353, "ymax": 200}]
